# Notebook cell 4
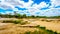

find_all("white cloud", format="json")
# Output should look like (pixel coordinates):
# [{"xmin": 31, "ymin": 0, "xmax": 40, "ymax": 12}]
[
  {"xmin": 0, "ymin": 0, "xmax": 60, "ymax": 16},
  {"xmin": 39, "ymin": 8, "xmax": 60, "ymax": 16},
  {"xmin": 0, "ymin": 1, "xmax": 15, "ymax": 9},
  {"xmin": 0, "ymin": 0, "xmax": 48, "ymax": 10},
  {"xmin": 0, "ymin": 0, "xmax": 23, "ymax": 10},
  {"xmin": 21, "ymin": 0, "xmax": 33, "ymax": 8},
  {"xmin": 32, "ymin": 2, "xmax": 49, "ymax": 9},
  {"xmin": 50, "ymin": 0, "xmax": 60, "ymax": 8}
]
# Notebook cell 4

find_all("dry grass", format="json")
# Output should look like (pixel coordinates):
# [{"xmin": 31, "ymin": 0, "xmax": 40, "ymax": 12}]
[
  {"xmin": 0, "ymin": 23, "xmax": 39, "ymax": 34},
  {"xmin": 0, "ymin": 18, "xmax": 60, "ymax": 34},
  {"xmin": 22, "ymin": 18, "xmax": 60, "ymax": 33}
]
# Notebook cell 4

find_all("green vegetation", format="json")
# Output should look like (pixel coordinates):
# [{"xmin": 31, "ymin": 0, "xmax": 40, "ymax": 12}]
[
  {"xmin": 0, "ymin": 24, "xmax": 59, "ymax": 34},
  {"xmin": 25, "ymin": 30, "xmax": 60, "ymax": 34},
  {"xmin": 2, "ymin": 20, "xmax": 29, "ymax": 25},
  {"xmin": 26, "ymin": 25, "xmax": 60, "ymax": 34},
  {"xmin": 0, "ymin": 12, "xmax": 60, "ymax": 34},
  {"xmin": 36, "ymin": 25, "xmax": 46, "ymax": 30},
  {"xmin": 0, "ymin": 12, "xmax": 60, "ymax": 18},
  {"xmin": 25, "ymin": 31, "xmax": 41, "ymax": 34},
  {"xmin": 2, "ymin": 20, "xmax": 21, "ymax": 24},
  {"xmin": 25, "ymin": 31, "xmax": 31, "ymax": 34}
]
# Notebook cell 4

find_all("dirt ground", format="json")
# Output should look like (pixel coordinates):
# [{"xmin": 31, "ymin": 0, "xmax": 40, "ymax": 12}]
[
  {"xmin": 22, "ymin": 18, "xmax": 60, "ymax": 33},
  {"xmin": 0, "ymin": 23, "xmax": 39, "ymax": 34},
  {"xmin": 0, "ymin": 18, "xmax": 60, "ymax": 34}
]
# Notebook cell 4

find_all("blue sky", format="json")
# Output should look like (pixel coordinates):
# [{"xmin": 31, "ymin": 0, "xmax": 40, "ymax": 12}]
[{"xmin": 0, "ymin": 0, "xmax": 60, "ymax": 16}]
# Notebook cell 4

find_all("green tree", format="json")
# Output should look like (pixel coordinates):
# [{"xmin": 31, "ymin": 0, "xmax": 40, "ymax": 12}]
[{"xmin": 22, "ymin": 14, "xmax": 27, "ymax": 18}]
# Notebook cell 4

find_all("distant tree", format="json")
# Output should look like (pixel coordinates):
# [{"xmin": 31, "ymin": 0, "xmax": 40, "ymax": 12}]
[
  {"xmin": 14, "ymin": 11, "xmax": 17, "ymax": 15},
  {"xmin": 36, "ymin": 16, "xmax": 40, "ymax": 18},
  {"xmin": 31, "ymin": 15, "xmax": 35, "ymax": 18},
  {"xmin": 15, "ymin": 13, "xmax": 22, "ymax": 18},
  {"xmin": 0, "ymin": 13, "xmax": 2, "ymax": 17},
  {"xmin": 22, "ymin": 14, "xmax": 27, "ymax": 18},
  {"xmin": 14, "ymin": 11, "xmax": 18, "ymax": 18}
]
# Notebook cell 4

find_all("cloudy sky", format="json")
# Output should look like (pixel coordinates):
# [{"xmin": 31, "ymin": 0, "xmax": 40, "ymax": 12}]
[{"xmin": 0, "ymin": 0, "xmax": 60, "ymax": 16}]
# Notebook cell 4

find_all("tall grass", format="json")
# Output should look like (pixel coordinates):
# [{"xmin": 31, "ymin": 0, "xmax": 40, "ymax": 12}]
[{"xmin": 2, "ymin": 20, "xmax": 29, "ymax": 25}]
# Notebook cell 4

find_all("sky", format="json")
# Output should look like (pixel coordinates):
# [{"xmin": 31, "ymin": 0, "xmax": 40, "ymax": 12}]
[{"xmin": 0, "ymin": 0, "xmax": 60, "ymax": 16}]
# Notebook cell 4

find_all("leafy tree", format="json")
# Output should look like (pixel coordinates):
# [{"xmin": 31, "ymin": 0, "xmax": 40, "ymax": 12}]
[{"xmin": 22, "ymin": 14, "xmax": 27, "ymax": 18}]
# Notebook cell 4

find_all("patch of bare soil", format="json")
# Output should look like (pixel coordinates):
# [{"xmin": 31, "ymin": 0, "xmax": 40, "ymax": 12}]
[
  {"xmin": 0, "ymin": 23, "xmax": 39, "ymax": 34},
  {"xmin": 22, "ymin": 18, "xmax": 60, "ymax": 33},
  {"xmin": 0, "ymin": 18, "xmax": 60, "ymax": 34}
]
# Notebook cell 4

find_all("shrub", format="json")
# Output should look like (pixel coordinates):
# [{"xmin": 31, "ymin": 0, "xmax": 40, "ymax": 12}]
[
  {"xmin": 13, "ymin": 20, "xmax": 21, "ymax": 24},
  {"xmin": 46, "ymin": 30, "xmax": 53, "ymax": 32},
  {"xmin": 2, "ymin": 20, "xmax": 30, "ymax": 25},
  {"xmin": 36, "ymin": 25, "xmax": 46, "ymax": 29},
  {"xmin": 32, "ymin": 30, "xmax": 41, "ymax": 34},
  {"xmin": 36, "ymin": 25, "xmax": 40, "ymax": 28},
  {"xmin": 2, "ymin": 20, "xmax": 22, "ymax": 24},
  {"xmin": 20, "ymin": 21, "xmax": 29, "ymax": 25},
  {"xmin": 2, "ymin": 20, "xmax": 14, "ymax": 23},
  {"xmin": 25, "ymin": 31, "xmax": 31, "ymax": 34},
  {"xmin": 46, "ymin": 30, "xmax": 58, "ymax": 34},
  {"xmin": 40, "ymin": 27, "xmax": 46, "ymax": 29},
  {"xmin": 25, "ymin": 30, "xmax": 44, "ymax": 34},
  {"xmin": 54, "ymin": 32, "xmax": 57, "ymax": 34}
]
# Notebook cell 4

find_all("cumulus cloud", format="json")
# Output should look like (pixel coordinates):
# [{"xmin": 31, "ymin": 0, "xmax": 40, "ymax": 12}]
[
  {"xmin": 0, "ymin": 0, "xmax": 48, "ymax": 10},
  {"xmin": 41, "ymin": 8, "xmax": 60, "ymax": 16},
  {"xmin": 0, "ymin": 1, "xmax": 14, "ymax": 10},
  {"xmin": 50, "ymin": 0, "xmax": 60, "ymax": 8},
  {"xmin": 0, "ymin": 0, "xmax": 60, "ymax": 16},
  {"xmin": 32, "ymin": 2, "xmax": 49, "ymax": 9},
  {"xmin": 0, "ymin": 0, "xmax": 23, "ymax": 10},
  {"xmin": 25, "ymin": 1, "xmax": 49, "ymax": 15}
]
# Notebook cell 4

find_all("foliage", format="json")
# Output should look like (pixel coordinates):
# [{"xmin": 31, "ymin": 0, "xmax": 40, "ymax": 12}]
[
  {"xmin": 0, "ymin": 13, "xmax": 60, "ymax": 18},
  {"xmin": 25, "ymin": 31, "xmax": 41, "ymax": 34},
  {"xmin": 2, "ymin": 20, "xmax": 29, "ymax": 25},
  {"xmin": 2, "ymin": 20, "xmax": 21, "ymax": 24},
  {"xmin": 36, "ymin": 25, "xmax": 40, "ymax": 28},
  {"xmin": 35, "ymin": 25, "xmax": 59, "ymax": 34},
  {"xmin": 25, "ymin": 31, "xmax": 31, "ymax": 34},
  {"xmin": 24, "ymin": 30, "xmax": 59, "ymax": 34}
]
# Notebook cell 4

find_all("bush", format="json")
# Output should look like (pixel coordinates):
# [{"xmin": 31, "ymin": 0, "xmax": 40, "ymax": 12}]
[
  {"xmin": 2, "ymin": 20, "xmax": 29, "ymax": 25},
  {"xmin": 46, "ymin": 30, "xmax": 53, "ymax": 32},
  {"xmin": 54, "ymin": 32, "xmax": 57, "ymax": 34},
  {"xmin": 46, "ymin": 30, "xmax": 58, "ymax": 34},
  {"xmin": 25, "ymin": 31, "xmax": 31, "ymax": 34},
  {"xmin": 2, "ymin": 20, "xmax": 14, "ymax": 23},
  {"xmin": 36, "ymin": 25, "xmax": 46, "ymax": 29},
  {"xmin": 13, "ymin": 20, "xmax": 21, "ymax": 24},
  {"xmin": 36, "ymin": 25, "xmax": 40, "ymax": 28},
  {"xmin": 25, "ymin": 30, "xmax": 44, "ymax": 34},
  {"xmin": 24, "ymin": 28, "xmax": 59, "ymax": 34},
  {"xmin": 40, "ymin": 27, "xmax": 46, "ymax": 29},
  {"xmin": 32, "ymin": 30, "xmax": 41, "ymax": 34},
  {"xmin": 2, "ymin": 20, "xmax": 21, "ymax": 24}
]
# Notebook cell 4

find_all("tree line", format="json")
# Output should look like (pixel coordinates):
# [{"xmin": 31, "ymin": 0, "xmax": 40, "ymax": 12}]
[{"xmin": 0, "ymin": 11, "xmax": 60, "ymax": 18}]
